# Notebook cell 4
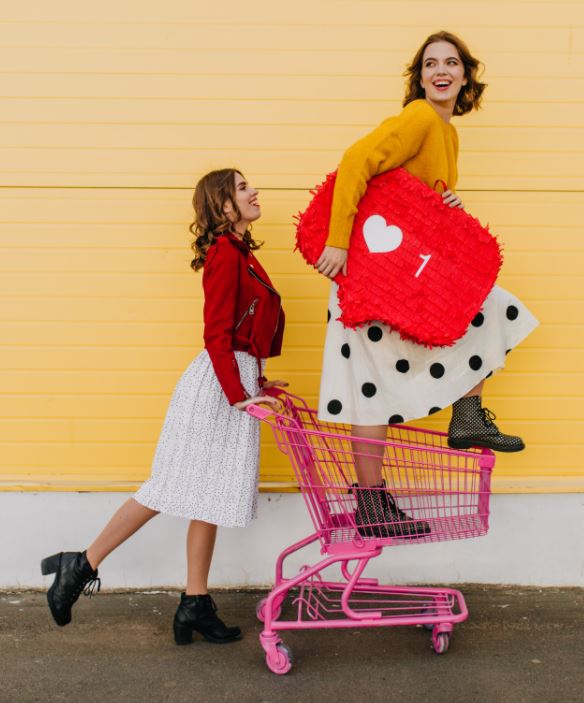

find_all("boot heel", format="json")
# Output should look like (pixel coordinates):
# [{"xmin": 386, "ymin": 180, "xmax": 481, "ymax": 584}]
[
  {"xmin": 41, "ymin": 553, "xmax": 61, "ymax": 576},
  {"xmin": 173, "ymin": 623, "xmax": 194, "ymax": 646}
]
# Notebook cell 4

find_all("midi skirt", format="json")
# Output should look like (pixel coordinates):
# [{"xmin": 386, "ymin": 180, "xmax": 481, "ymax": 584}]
[
  {"xmin": 318, "ymin": 283, "xmax": 539, "ymax": 425},
  {"xmin": 135, "ymin": 350, "xmax": 263, "ymax": 527}
]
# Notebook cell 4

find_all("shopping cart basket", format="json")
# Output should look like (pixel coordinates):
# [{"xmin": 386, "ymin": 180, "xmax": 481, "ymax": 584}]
[{"xmin": 247, "ymin": 390, "xmax": 495, "ymax": 674}]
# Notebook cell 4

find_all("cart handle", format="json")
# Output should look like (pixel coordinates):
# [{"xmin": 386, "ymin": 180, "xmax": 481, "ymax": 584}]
[
  {"xmin": 245, "ymin": 385, "xmax": 288, "ymax": 420},
  {"xmin": 245, "ymin": 403, "xmax": 277, "ymax": 420}
]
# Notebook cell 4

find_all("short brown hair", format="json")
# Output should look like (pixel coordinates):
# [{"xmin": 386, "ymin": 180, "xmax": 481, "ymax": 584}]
[
  {"xmin": 403, "ymin": 31, "xmax": 486, "ymax": 116},
  {"xmin": 189, "ymin": 168, "xmax": 262, "ymax": 271}
]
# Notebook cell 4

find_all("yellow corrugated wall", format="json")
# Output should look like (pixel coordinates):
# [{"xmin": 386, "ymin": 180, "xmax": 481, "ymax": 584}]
[{"xmin": 1, "ymin": 0, "xmax": 583, "ymax": 492}]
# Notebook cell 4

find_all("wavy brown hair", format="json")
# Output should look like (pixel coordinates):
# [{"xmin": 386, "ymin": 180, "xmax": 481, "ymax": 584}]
[
  {"xmin": 403, "ymin": 31, "xmax": 486, "ymax": 116},
  {"xmin": 189, "ymin": 168, "xmax": 262, "ymax": 271}
]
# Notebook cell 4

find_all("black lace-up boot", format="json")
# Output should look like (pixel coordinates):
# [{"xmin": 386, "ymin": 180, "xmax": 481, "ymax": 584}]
[
  {"xmin": 173, "ymin": 593, "xmax": 242, "ymax": 645},
  {"xmin": 355, "ymin": 486, "xmax": 394, "ymax": 539},
  {"xmin": 40, "ymin": 551, "xmax": 101, "ymax": 627},
  {"xmin": 448, "ymin": 396, "xmax": 525, "ymax": 452},
  {"xmin": 380, "ymin": 481, "xmax": 431, "ymax": 537},
  {"xmin": 354, "ymin": 484, "xmax": 430, "ymax": 539}
]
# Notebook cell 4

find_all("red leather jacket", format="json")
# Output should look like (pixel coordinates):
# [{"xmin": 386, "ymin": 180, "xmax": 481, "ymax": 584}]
[{"xmin": 202, "ymin": 232, "xmax": 285, "ymax": 405}]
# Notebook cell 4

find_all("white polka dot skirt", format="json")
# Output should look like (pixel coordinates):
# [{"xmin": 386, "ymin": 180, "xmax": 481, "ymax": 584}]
[
  {"xmin": 318, "ymin": 284, "xmax": 539, "ymax": 425},
  {"xmin": 134, "ymin": 350, "xmax": 263, "ymax": 528}
]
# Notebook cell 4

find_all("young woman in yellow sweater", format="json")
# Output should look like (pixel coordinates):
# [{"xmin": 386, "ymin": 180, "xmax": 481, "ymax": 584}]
[{"xmin": 315, "ymin": 31, "xmax": 538, "ymax": 537}]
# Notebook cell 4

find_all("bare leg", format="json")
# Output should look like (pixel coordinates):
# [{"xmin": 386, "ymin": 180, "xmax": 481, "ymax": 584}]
[
  {"xmin": 185, "ymin": 520, "xmax": 218, "ymax": 595},
  {"xmin": 464, "ymin": 380, "xmax": 485, "ymax": 397},
  {"xmin": 351, "ymin": 379, "xmax": 484, "ymax": 487},
  {"xmin": 351, "ymin": 424, "xmax": 387, "ymax": 487},
  {"xmin": 86, "ymin": 498, "xmax": 159, "ymax": 569}
]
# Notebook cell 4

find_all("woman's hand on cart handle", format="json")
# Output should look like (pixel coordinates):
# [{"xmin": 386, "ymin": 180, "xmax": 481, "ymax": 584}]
[
  {"xmin": 316, "ymin": 246, "xmax": 348, "ymax": 279},
  {"xmin": 234, "ymin": 395, "xmax": 281, "ymax": 412},
  {"xmin": 442, "ymin": 190, "xmax": 464, "ymax": 209},
  {"xmin": 261, "ymin": 379, "xmax": 289, "ymax": 389}
]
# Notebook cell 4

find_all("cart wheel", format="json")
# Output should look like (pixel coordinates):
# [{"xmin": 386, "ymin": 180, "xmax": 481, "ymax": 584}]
[
  {"xmin": 432, "ymin": 631, "xmax": 451, "ymax": 655},
  {"xmin": 266, "ymin": 642, "xmax": 293, "ymax": 675},
  {"xmin": 256, "ymin": 597, "xmax": 282, "ymax": 623}
]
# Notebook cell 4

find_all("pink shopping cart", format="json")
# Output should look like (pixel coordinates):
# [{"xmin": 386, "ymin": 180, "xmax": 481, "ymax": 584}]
[{"xmin": 247, "ymin": 390, "xmax": 495, "ymax": 675}]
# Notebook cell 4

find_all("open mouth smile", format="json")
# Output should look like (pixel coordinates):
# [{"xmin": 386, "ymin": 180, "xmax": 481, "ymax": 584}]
[{"xmin": 433, "ymin": 80, "xmax": 452, "ymax": 91}]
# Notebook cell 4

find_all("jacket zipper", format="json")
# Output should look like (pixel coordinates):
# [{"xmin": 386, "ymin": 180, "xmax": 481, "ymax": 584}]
[
  {"xmin": 235, "ymin": 297, "xmax": 259, "ymax": 331},
  {"xmin": 248, "ymin": 265, "xmax": 279, "ymax": 296},
  {"xmin": 248, "ymin": 265, "xmax": 282, "ymax": 345}
]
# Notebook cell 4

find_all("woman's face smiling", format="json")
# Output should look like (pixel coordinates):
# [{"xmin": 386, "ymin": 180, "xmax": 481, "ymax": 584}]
[
  {"xmin": 224, "ymin": 172, "xmax": 261, "ymax": 234},
  {"xmin": 420, "ymin": 41, "xmax": 467, "ymax": 115}
]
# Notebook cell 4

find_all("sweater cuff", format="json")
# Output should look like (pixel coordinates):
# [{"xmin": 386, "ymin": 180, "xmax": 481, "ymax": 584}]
[{"xmin": 325, "ymin": 230, "xmax": 350, "ymax": 250}]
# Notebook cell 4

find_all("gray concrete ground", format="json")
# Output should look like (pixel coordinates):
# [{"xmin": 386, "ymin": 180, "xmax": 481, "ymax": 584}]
[{"xmin": 1, "ymin": 587, "xmax": 582, "ymax": 703}]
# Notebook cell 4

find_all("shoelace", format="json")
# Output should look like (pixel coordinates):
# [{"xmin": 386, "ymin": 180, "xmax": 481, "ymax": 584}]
[
  {"xmin": 385, "ymin": 493, "xmax": 409, "ymax": 521},
  {"xmin": 83, "ymin": 575, "xmax": 101, "ymax": 598},
  {"xmin": 350, "ymin": 482, "xmax": 409, "ymax": 521},
  {"xmin": 481, "ymin": 407, "xmax": 498, "ymax": 428},
  {"xmin": 67, "ymin": 574, "xmax": 100, "ymax": 604}
]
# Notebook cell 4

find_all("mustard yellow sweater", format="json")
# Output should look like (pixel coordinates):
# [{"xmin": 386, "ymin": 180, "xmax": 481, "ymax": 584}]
[{"xmin": 327, "ymin": 99, "xmax": 459, "ymax": 249}]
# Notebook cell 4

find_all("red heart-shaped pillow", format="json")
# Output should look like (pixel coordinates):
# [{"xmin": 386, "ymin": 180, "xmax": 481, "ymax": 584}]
[{"xmin": 296, "ymin": 168, "xmax": 503, "ymax": 347}]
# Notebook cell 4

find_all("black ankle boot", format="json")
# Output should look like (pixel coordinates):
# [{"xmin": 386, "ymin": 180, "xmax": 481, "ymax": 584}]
[
  {"xmin": 380, "ymin": 481, "xmax": 431, "ymax": 538},
  {"xmin": 355, "ymin": 485, "xmax": 394, "ymax": 538},
  {"xmin": 354, "ymin": 484, "xmax": 430, "ymax": 539},
  {"xmin": 40, "ymin": 551, "xmax": 100, "ymax": 627},
  {"xmin": 448, "ymin": 396, "xmax": 525, "ymax": 452},
  {"xmin": 173, "ymin": 593, "xmax": 242, "ymax": 645}
]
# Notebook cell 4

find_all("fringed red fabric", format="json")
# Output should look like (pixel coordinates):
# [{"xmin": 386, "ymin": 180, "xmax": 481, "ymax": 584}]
[{"xmin": 295, "ymin": 168, "xmax": 503, "ymax": 348}]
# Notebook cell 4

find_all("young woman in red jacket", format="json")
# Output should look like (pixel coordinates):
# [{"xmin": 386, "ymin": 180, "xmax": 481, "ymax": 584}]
[{"xmin": 40, "ymin": 168, "xmax": 286, "ymax": 645}]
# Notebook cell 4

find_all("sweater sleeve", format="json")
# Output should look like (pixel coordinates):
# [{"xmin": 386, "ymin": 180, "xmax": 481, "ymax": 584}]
[
  {"xmin": 202, "ymin": 241, "xmax": 248, "ymax": 405},
  {"xmin": 326, "ymin": 101, "xmax": 436, "ymax": 249}
]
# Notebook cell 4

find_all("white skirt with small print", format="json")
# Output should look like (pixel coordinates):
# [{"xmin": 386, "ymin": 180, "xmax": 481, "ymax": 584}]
[
  {"xmin": 318, "ymin": 283, "xmax": 539, "ymax": 425},
  {"xmin": 135, "ymin": 350, "xmax": 263, "ymax": 528}
]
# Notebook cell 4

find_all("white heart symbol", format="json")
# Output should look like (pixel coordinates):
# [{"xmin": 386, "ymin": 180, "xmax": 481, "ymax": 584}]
[{"xmin": 363, "ymin": 215, "xmax": 403, "ymax": 253}]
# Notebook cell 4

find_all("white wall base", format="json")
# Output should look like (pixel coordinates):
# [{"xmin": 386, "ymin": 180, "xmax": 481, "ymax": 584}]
[{"xmin": 2, "ymin": 492, "xmax": 583, "ymax": 589}]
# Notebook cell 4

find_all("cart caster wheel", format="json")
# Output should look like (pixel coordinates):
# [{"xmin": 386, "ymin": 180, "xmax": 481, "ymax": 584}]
[
  {"xmin": 256, "ymin": 597, "xmax": 282, "ymax": 623},
  {"xmin": 266, "ymin": 642, "xmax": 293, "ymax": 675},
  {"xmin": 432, "ymin": 631, "xmax": 451, "ymax": 655}
]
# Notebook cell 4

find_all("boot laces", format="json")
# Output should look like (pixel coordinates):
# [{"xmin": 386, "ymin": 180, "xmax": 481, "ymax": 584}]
[
  {"xmin": 83, "ymin": 575, "xmax": 101, "ymax": 598},
  {"xmin": 351, "ymin": 481, "xmax": 409, "ymax": 521},
  {"xmin": 384, "ymin": 491, "xmax": 408, "ymax": 521},
  {"xmin": 67, "ymin": 574, "xmax": 100, "ymax": 604},
  {"xmin": 481, "ymin": 407, "xmax": 498, "ymax": 429}
]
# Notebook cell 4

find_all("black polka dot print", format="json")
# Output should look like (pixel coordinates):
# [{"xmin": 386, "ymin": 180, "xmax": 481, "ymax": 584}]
[
  {"xmin": 361, "ymin": 383, "xmax": 377, "ymax": 398},
  {"xmin": 327, "ymin": 399, "xmax": 342, "ymax": 415},
  {"xmin": 469, "ymin": 355, "xmax": 483, "ymax": 371},
  {"xmin": 367, "ymin": 326, "xmax": 383, "ymax": 342},
  {"xmin": 319, "ymin": 282, "xmax": 538, "ymax": 425},
  {"xmin": 327, "ymin": 309, "xmax": 331, "ymax": 322},
  {"xmin": 395, "ymin": 359, "xmax": 410, "ymax": 373},
  {"xmin": 506, "ymin": 305, "xmax": 519, "ymax": 321},
  {"xmin": 505, "ymin": 349, "xmax": 511, "ymax": 355}
]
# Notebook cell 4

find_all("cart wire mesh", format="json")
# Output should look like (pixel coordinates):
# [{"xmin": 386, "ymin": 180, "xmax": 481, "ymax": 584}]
[{"xmin": 256, "ymin": 392, "xmax": 495, "ymax": 553}]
